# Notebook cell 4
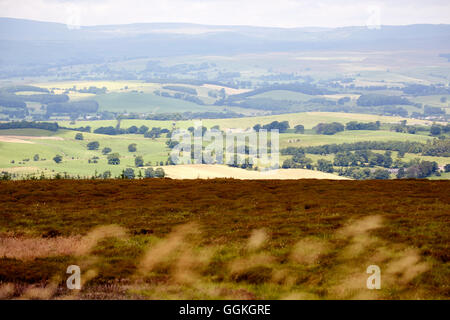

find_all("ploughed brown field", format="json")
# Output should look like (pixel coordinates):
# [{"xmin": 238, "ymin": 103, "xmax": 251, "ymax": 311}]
[{"xmin": 0, "ymin": 179, "xmax": 449, "ymax": 300}]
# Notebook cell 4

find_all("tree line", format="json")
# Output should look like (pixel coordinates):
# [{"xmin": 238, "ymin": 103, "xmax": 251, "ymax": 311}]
[
  {"xmin": 0, "ymin": 120, "xmax": 58, "ymax": 131},
  {"xmin": 282, "ymin": 139, "xmax": 450, "ymax": 157}
]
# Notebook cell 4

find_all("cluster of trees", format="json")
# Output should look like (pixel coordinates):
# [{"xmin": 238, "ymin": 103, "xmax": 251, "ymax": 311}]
[
  {"xmin": 281, "ymin": 140, "xmax": 428, "ymax": 157},
  {"xmin": 62, "ymin": 125, "xmax": 92, "ymax": 133},
  {"xmin": 227, "ymin": 157, "xmax": 258, "ymax": 170},
  {"xmin": 2, "ymin": 167, "xmax": 166, "ymax": 181},
  {"xmin": 144, "ymin": 61, "xmax": 212, "ymax": 74},
  {"xmin": 281, "ymin": 153, "xmax": 394, "ymax": 179},
  {"xmin": 2, "ymin": 85, "xmax": 49, "ymax": 93},
  {"xmin": 317, "ymin": 159, "xmax": 334, "ymax": 173},
  {"xmin": 283, "ymin": 145, "xmax": 445, "ymax": 180},
  {"xmin": 144, "ymin": 127, "xmax": 170, "ymax": 138},
  {"xmin": 357, "ymin": 94, "xmax": 412, "ymax": 107},
  {"xmin": 92, "ymin": 125, "xmax": 169, "ymax": 137},
  {"xmin": 429, "ymin": 123, "xmax": 450, "ymax": 136},
  {"xmin": 144, "ymin": 167, "xmax": 165, "ymax": 178},
  {"xmin": 382, "ymin": 106, "xmax": 408, "ymax": 117},
  {"xmin": 77, "ymin": 86, "xmax": 107, "ymax": 94},
  {"xmin": 145, "ymin": 111, "xmax": 243, "ymax": 121},
  {"xmin": 421, "ymin": 139, "xmax": 450, "ymax": 157},
  {"xmin": 208, "ymin": 89, "xmax": 226, "ymax": 99},
  {"xmin": 402, "ymin": 84, "xmax": 450, "ymax": 95},
  {"xmin": 46, "ymin": 100, "xmax": 99, "ymax": 116},
  {"xmin": 390, "ymin": 120, "xmax": 422, "ymax": 134},
  {"xmin": 396, "ymin": 160, "xmax": 439, "ymax": 179},
  {"xmin": 0, "ymin": 108, "xmax": 28, "ymax": 119},
  {"xmin": 0, "ymin": 120, "xmax": 59, "ymax": 131},
  {"xmin": 0, "ymin": 95, "xmax": 27, "ymax": 109},
  {"xmin": 424, "ymin": 105, "xmax": 446, "ymax": 116},
  {"xmin": 333, "ymin": 150, "xmax": 393, "ymax": 168},
  {"xmin": 154, "ymin": 90, "xmax": 204, "ymax": 105},
  {"xmin": 253, "ymin": 121, "xmax": 290, "ymax": 133},
  {"xmin": 93, "ymin": 126, "xmax": 127, "ymax": 135},
  {"xmin": 0, "ymin": 92, "xmax": 68, "ymax": 110},
  {"xmin": 119, "ymin": 167, "xmax": 166, "ymax": 179},
  {"xmin": 87, "ymin": 141, "xmax": 100, "ymax": 150},
  {"xmin": 336, "ymin": 167, "xmax": 391, "ymax": 180},
  {"xmin": 313, "ymin": 122, "xmax": 345, "ymax": 135},
  {"xmin": 282, "ymin": 154, "xmax": 313, "ymax": 170},
  {"xmin": 345, "ymin": 121, "xmax": 380, "ymax": 130},
  {"xmin": 23, "ymin": 94, "xmax": 69, "ymax": 104}
]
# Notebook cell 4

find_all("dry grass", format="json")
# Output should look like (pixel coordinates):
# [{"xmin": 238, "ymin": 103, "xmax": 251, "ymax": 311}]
[
  {"xmin": 0, "ymin": 235, "xmax": 82, "ymax": 260},
  {"xmin": 0, "ymin": 179, "xmax": 448, "ymax": 299}
]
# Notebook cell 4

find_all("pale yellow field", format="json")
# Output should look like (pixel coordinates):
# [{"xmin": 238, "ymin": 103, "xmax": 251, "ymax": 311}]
[
  {"xmin": 202, "ymin": 84, "xmax": 251, "ymax": 95},
  {"xmin": 162, "ymin": 164, "xmax": 349, "ymax": 180},
  {"xmin": 0, "ymin": 135, "xmax": 64, "ymax": 144},
  {"xmin": 33, "ymin": 80, "xmax": 245, "ymax": 96}
]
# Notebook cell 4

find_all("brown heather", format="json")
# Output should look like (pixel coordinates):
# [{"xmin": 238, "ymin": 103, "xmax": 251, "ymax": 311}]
[{"xmin": 0, "ymin": 179, "xmax": 448, "ymax": 299}]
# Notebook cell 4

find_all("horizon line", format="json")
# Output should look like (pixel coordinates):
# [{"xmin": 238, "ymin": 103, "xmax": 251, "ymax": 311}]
[{"xmin": 1, "ymin": 16, "xmax": 449, "ymax": 30}]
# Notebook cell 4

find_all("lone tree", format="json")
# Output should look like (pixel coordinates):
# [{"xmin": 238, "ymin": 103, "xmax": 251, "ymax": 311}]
[
  {"xmin": 128, "ymin": 143, "xmax": 137, "ymax": 152},
  {"xmin": 75, "ymin": 133, "xmax": 84, "ymax": 140},
  {"xmin": 135, "ymin": 156, "xmax": 144, "ymax": 167},
  {"xmin": 123, "ymin": 168, "xmax": 135, "ymax": 179},
  {"xmin": 87, "ymin": 141, "xmax": 100, "ymax": 150},
  {"xmin": 33, "ymin": 154, "xmax": 40, "ymax": 161},
  {"xmin": 53, "ymin": 155, "xmax": 63, "ymax": 164},
  {"xmin": 371, "ymin": 169, "xmax": 390, "ymax": 180},
  {"xmin": 102, "ymin": 147, "xmax": 112, "ymax": 155},
  {"xmin": 107, "ymin": 153, "xmax": 120, "ymax": 165}
]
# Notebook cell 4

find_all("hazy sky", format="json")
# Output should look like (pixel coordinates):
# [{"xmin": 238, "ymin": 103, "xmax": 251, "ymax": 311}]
[{"xmin": 0, "ymin": 0, "xmax": 449, "ymax": 28}]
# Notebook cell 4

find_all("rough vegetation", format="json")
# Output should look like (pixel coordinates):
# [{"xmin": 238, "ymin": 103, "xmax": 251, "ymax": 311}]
[{"xmin": 0, "ymin": 179, "xmax": 448, "ymax": 299}]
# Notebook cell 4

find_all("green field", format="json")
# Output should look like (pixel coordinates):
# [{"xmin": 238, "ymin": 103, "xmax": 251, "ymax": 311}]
[
  {"xmin": 280, "ymin": 130, "xmax": 432, "ymax": 148},
  {"xmin": 0, "ymin": 111, "xmax": 448, "ymax": 179},
  {"xmin": 0, "ymin": 129, "xmax": 170, "ymax": 177},
  {"xmin": 250, "ymin": 90, "xmax": 314, "ymax": 101},
  {"xmin": 93, "ymin": 92, "xmax": 218, "ymax": 113},
  {"xmin": 58, "ymin": 112, "xmax": 438, "ymax": 131}
]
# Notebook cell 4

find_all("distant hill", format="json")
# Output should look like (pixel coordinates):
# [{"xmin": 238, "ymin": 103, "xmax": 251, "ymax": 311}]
[{"xmin": 1, "ymin": 17, "xmax": 450, "ymax": 68}]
